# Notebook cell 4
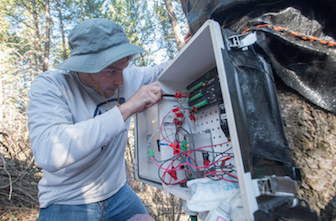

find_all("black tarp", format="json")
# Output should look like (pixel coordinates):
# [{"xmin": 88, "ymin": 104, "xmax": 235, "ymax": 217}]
[{"xmin": 180, "ymin": 0, "xmax": 336, "ymax": 114}]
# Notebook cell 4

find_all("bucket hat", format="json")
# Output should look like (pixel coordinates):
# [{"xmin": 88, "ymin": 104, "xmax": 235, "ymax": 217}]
[{"xmin": 56, "ymin": 18, "xmax": 144, "ymax": 73}]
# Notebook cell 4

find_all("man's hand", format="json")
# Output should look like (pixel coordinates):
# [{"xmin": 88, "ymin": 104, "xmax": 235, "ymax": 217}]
[
  {"xmin": 118, "ymin": 82, "xmax": 165, "ymax": 121},
  {"xmin": 184, "ymin": 31, "xmax": 191, "ymax": 44}
]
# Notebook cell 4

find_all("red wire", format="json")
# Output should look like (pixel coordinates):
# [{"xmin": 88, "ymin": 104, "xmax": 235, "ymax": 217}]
[{"xmin": 156, "ymin": 103, "xmax": 236, "ymax": 185}]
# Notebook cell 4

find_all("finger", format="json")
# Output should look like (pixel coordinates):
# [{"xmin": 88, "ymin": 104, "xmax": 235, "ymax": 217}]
[
  {"xmin": 184, "ymin": 31, "xmax": 191, "ymax": 44},
  {"xmin": 147, "ymin": 83, "xmax": 163, "ymax": 96},
  {"xmin": 148, "ymin": 89, "xmax": 162, "ymax": 103},
  {"xmin": 184, "ymin": 31, "xmax": 191, "ymax": 40},
  {"xmin": 142, "ymin": 89, "xmax": 163, "ymax": 108}
]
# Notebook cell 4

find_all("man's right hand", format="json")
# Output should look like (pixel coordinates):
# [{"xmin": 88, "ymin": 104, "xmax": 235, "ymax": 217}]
[{"xmin": 118, "ymin": 82, "xmax": 165, "ymax": 121}]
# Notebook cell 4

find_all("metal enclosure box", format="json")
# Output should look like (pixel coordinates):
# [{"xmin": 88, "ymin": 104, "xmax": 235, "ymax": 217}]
[
  {"xmin": 134, "ymin": 19, "xmax": 302, "ymax": 220},
  {"xmin": 134, "ymin": 19, "xmax": 261, "ymax": 220}
]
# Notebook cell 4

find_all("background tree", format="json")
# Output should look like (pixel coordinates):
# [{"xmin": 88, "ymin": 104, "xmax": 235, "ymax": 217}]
[
  {"xmin": 154, "ymin": 0, "xmax": 187, "ymax": 59},
  {"xmin": 164, "ymin": 0, "xmax": 184, "ymax": 51}
]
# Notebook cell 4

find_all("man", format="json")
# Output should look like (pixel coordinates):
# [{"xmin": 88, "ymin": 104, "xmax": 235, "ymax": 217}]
[{"xmin": 27, "ymin": 18, "xmax": 169, "ymax": 221}]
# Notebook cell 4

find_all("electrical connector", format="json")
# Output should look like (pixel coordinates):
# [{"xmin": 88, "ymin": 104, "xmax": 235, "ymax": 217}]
[
  {"xmin": 174, "ymin": 92, "xmax": 183, "ymax": 99},
  {"xmin": 168, "ymin": 167, "xmax": 178, "ymax": 180},
  {"xmin": 188, "ymin": 92, "xmax": 204, "ymax": 103},
  {"xmin": 220, "ymin": 157, "xmax": 232, "ymax": 167},
  {"xmin": 175, "ymin": 112, "xmax": 184, "ymax": 118},
  {"xmin": 172, "ymin": 107, "xmax": 180, "ymax": 113},
  {"xmin": 190, "ymin": 99, "xmax": 208, "ymax": 111},
  {"xmin": 202, "ymin": 152, "xmax": 210, "ymax": 166},
  {"xmin": 203, "ymin": 159, "xmax": 210, "ymax": 166},
  {"xmin": 188, "ymin": 81, "xmax": 204, "ymax": 93},
  {"xmin": 189, "ymin": 113, "xmax": 196, "ymax": 122},
  {"xmin": 148, "ymin": 149, "xmax": 155, "ymax": 157},
  {"xmin": 202, "ymin": 152, "xmax": 209, "ymax": 161},
  {"xmin": 156, "ymin": 140, "xmax": 161, "ymax": 152},
  {"xmin": 173, "ymin": 118, "xmax": 183, "ymax": 126},
  {"xmin": 170, "ymin": 143, "xmax": 181, "ymax": 155},
  {"xmin": 180, "ymin": 144, "xmax": 188, "ymax": 152}
]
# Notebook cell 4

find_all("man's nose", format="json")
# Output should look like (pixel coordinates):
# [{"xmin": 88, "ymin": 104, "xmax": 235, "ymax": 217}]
[{"xmin": 115, "ymin": 72, "xmax": 124, "ymax": 85}]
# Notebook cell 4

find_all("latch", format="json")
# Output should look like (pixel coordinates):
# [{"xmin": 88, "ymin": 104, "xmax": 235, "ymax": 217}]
[
  {"xmin": 227, "ymin": 32, "xmax": 257, "ymax": 50},
  {"xmin": 257, "ymin": 176, "xmax": 298, "ymax": 196}
]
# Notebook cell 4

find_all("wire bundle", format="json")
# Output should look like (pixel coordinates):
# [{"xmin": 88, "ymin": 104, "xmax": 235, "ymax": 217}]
[{"xmin": 148, "ymin": 92, "xmax": 238, "ymax": 186}]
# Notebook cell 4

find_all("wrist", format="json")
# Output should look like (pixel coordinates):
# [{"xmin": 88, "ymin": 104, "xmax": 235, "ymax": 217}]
[{"xmin": 118, "ymin": 102, "xmax": 133, "ymax": 121}]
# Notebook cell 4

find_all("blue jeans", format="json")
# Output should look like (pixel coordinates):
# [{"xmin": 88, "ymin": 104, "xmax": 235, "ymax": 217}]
[{"xmin": 38, "ymin": 183, "xmax": 147, "ymax": 221}]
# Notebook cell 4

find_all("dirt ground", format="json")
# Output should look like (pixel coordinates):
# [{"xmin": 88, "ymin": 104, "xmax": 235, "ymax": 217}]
[{"xmin": 0, "ymin": 207, "xmax": 39, "ymax": 221}]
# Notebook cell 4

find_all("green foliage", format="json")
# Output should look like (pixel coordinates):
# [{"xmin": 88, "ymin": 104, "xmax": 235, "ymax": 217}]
[
  {"xmin": 105, "ymin": 0, "xmax": 151, "ymax": 65},
  {"xmin": 1, "ymin": 0, "xmax": 188, "ymax": 70},
  {"xmin": 0, "ymin": 1, "xmax": 189, "ymax": 219},
  {"xmin": 0, "ymin": 0, "xmax": 188, "ymax": 96}
]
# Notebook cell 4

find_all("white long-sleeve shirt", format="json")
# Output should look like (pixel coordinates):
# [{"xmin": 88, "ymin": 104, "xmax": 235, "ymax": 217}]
[{"xmin": 27, "ymin": 63, "xmax": 168, "ymax": 208}]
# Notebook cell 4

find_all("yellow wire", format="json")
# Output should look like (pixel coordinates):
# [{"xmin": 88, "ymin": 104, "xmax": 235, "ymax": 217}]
[{"xmin": 88, "ymin": 74, "xmax": 120, "ymax": 108}]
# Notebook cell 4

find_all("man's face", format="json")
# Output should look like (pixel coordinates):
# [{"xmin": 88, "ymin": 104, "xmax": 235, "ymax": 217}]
[{"xmin": 78, "ymin": 58, "xmax": 129, "ymax": 98}]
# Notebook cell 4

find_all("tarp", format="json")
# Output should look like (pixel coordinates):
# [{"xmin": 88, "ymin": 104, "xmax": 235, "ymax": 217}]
[{"xmin": 180, "ymin": 0, "xmax": 336, "ymax": 114}]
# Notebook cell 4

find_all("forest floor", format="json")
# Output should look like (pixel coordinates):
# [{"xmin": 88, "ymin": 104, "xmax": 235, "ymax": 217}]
[{"xmin": 0, "ymin": 207, "xmax": 39, "ymax": 221}]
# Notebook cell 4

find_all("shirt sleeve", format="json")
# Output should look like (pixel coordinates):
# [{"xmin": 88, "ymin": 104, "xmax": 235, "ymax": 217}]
[
  {"xmin": 126, "ymin": 61, "xmax": 171, "ymax": 89},
  {"xmin": 27, "ymin": 74, "xmax": 127, "ymax": 172}
]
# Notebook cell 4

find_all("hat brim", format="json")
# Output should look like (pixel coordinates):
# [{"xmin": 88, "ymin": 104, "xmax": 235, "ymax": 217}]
[{"xmin": 56, "ymin": 43, "xmax": 144, "ymax": 73}]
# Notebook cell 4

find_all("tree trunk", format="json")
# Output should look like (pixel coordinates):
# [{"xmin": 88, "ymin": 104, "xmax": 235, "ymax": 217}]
[
  {"xmin": 164, "ymin": 0, "xmax": 184, "ymax": 51},
  {"xmin": 43, "ymin": 0, "xmax": 51, "ymax": 72},
  {"xmin": 0, "ymin": 80, "xmax": 3, "ymax": 121},
  {"xmin": 56, "ymin": 0, "xmax": 68, "ymax": 60},
  {"xmin": 276, "ymin": 82, "xmax": 336, "ymax": 219},
  {"xmin": 31, "ymin": 0, "xmax": 43, "ymax": 72}
]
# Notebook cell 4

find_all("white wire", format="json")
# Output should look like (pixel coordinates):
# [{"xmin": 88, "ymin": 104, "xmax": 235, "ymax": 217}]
[{"xmin": 145, "ymin": 128, "xmax": 160, "ymax": 148}]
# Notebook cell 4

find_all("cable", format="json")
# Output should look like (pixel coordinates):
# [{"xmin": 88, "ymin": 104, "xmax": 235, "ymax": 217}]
[
  {"xmin": 152, "ymin": 88, "xmax": 238, "ymax": 185},
  {"xmin": 150, "ymin": 141, "xmax": 237, "ymax": 185},
  {"xmin": 145, "ymin": 129, "xmax": 160, "ymax": 149}
]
